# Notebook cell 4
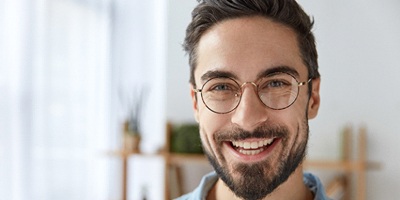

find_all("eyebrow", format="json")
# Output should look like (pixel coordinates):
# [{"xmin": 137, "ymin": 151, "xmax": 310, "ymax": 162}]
[
  {"xmin": 256, "ymin": 66, "xmax": 300, "ymax": 79},
  {"xmin": 200, "ymin": 70, "xmax": 239, "ymax": 83},
  {"xmin": 200, "ymin": 65, "xmax": 300, "ymax": 83}
]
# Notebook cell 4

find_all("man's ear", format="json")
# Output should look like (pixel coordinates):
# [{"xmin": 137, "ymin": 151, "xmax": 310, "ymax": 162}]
[
  {"xmin": 190, "ymin": 84, "xmax": 200, "ymax": 122},
  {"xmin": 307, "ymin": 78, "xmax": 321, "ymax": 119}
]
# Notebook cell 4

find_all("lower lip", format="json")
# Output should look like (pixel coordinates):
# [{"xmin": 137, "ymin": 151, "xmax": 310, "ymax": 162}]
[{"xmin": 224, "ymin": 138, "xmax": 281, "ymax": 162}]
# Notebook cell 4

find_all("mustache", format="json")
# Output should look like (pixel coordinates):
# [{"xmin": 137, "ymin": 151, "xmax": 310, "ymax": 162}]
[{"xmin": 214, "ymin": 123, "xmax": 289, "ymax": 142}]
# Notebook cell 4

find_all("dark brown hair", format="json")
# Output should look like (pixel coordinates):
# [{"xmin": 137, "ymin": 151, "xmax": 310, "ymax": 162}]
[{"xmin": 183, "ymin": 0, "xmax": 320, "ymax": 87}]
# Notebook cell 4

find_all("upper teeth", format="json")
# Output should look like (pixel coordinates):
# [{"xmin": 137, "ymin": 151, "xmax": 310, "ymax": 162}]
[{"xmin": 232, "ymin": 138, "xmax": 274, "ymax": 149}]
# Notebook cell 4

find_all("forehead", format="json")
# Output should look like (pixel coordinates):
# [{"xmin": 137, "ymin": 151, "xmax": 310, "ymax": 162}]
[{"xmin": 195, "ymin": 16, "xmax": 307, "ymax": 84}]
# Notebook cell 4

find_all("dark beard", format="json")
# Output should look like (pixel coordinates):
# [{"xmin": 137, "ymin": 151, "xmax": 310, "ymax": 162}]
[{"xmin": 203, "ymin": 123, "xmax": 309, "ymax": 200}]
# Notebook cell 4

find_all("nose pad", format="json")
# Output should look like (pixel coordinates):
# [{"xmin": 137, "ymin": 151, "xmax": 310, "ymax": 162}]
[
  {"xmin": 231, "ymin": 82, "xmax": 268, "ymax": 131},
  {"xmin": 240, "ymin": 81, "xmax": 258, "ymax": 89}
]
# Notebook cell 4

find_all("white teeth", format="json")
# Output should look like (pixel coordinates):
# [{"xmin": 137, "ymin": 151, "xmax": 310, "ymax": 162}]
[
  {"xmin": 231, "ymin": 139, "xmax": 275, "ymax": 156},
  {"xmin": 232, "ymin": 138, "xmax": 275, "ymax": 150},
  {"xmin": 250, "ymin": 142, "xmax": 258, "ymax": 149},
  {"xmin": 239, "ymin": 148, "xmax": 264, "ymax": 155}
]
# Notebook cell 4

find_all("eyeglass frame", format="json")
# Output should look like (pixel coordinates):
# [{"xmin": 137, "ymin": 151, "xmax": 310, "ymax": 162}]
[{"xmin": 193, "ymin": 72, "xmax": 312, "ymax": 114}]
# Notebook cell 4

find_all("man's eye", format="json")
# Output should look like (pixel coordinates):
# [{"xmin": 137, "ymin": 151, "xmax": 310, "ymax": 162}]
[
  {"xmin": 268, "ymin": 80, "xmax": 285, "ymax": 88},
  {"xmin": 211, "ymin": 84, "xmax": 232, "ymax": 91},
  {"xmin": 260, "ymin": 79, "xmax": 291, "ymax": 91}
]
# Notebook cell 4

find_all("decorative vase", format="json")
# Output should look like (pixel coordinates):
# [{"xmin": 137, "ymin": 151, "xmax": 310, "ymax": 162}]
[{"xmin": 124, "ymin": 132, "xmax": 141, "ymax": 153}]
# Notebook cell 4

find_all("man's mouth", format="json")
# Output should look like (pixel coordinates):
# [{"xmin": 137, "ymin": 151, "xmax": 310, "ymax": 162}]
[{"xmin": 230, "ymin": 138, "xmax": 276, "ymax": 156}]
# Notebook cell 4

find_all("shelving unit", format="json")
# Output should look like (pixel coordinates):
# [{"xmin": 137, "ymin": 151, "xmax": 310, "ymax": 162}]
[
  {"xmin": 304, "ymin": 126, "xmax": 381, "ymax": 200},
  {"xmin": 111, "ymin": 125, "xmax": 380, "ymax": 200}
]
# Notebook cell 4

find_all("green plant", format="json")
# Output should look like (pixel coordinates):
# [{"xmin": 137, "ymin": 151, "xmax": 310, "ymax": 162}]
[{"xmin": 170, "ymin": 123, "xmax": 203, "ymax": 154}]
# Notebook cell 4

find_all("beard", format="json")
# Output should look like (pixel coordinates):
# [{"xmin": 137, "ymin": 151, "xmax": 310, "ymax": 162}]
[{"xmin": 202, "ymin": 121, "xmax": 309, "ymax": 200}]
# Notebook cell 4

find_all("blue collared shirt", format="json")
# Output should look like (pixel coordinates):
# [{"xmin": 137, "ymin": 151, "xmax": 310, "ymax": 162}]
[{"xmin": 176, "ymin": 171, "xmax": 331, "ymax": 200}]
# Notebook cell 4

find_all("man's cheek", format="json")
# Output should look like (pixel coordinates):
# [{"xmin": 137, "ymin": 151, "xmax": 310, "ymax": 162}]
[{"xmin": 199, "ymin": 129, "xmax": 215, "ymax": 156}]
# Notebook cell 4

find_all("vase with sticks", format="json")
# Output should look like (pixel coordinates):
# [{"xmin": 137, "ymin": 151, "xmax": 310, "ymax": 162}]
[{"xmin": 121, "ymin": 87, "xmax": 146, "ymax": 153}]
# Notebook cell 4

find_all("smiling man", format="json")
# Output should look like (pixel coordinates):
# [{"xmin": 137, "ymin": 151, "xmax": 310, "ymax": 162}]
[{"xmin": 177, "ymin": 1, "xmax": 329, "ymax": 200}]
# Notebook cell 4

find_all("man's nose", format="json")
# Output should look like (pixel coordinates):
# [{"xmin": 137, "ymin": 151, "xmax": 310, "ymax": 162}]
[{"xmin": 231, "ymin": 83, "xmax": 269, "ymax": 131}]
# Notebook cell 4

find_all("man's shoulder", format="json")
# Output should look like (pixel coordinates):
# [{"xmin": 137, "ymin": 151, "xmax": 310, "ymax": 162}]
[
  {"xmin": 175, "ymin": 171, "xmax": 218, "ymax": 200},
  {"xmin": 303, "ymin": 172, "xmax": 332, "ymax": 200}
]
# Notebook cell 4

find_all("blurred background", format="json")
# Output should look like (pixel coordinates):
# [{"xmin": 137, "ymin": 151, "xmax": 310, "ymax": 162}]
[{"xmin": 0, "ymin": 0, "xmax": 399, "ymax": 199}]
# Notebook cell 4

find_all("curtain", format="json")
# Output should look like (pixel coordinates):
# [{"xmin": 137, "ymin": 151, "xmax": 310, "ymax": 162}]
[{"xmin": 0, "ymin": 0, "xmax": 116, "ymax": 199}]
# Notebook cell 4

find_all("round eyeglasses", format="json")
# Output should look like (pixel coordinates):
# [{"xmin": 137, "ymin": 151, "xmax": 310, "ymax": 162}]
[{"xmin": 193, "ymin": 72, "xmax": 311, "ymax": 114}]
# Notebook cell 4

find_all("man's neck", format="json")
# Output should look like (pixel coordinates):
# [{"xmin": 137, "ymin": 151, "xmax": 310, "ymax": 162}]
[{"xmin": 207, "ymin": 165, "xmax": 314, "ymax": 200}]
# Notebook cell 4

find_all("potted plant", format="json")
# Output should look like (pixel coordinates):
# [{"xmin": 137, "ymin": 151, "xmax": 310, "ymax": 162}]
[
  {"xmin": 122, "ymin": 87, "xmax": 146, "ymax": 153},
  {"xmin": 123, "ymin": 120, "xmax": 141, "ymax": 153}
]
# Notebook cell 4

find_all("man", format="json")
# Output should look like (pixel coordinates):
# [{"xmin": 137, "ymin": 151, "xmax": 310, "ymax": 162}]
[{"xmin": 178, "ymin": 0, "xmax": 328, "ymax": 200}]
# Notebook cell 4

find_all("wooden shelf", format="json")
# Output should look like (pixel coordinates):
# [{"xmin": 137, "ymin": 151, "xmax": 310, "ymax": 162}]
[
  {"xmin": 166, "ymin": 153, "xmax": 207, "ymax": 165},
  {"xmin": 304, "ymin": 160, "xmax": 381, "ymax": 171},
  {"xmin": 107, "ymin": 150, "xmax": 162, "ymax": 157},
  {"xmin": 107, "ymin": 150, "xmax": 206, "ymax": 162},
  {"xmin": 303, "ymin": 126, "xmax": 381, "ymax": 200}
]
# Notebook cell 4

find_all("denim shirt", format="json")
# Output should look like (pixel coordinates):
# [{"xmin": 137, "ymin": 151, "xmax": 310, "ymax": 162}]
[{"xmin": 175, "ymin": 171, "xmax": 331, "ymax": 200}]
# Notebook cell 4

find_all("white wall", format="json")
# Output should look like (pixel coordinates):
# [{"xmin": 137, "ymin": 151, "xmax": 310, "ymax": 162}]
[
  {"xmin": 166, "ymin": 0, "xmax": 400, "ymax": 199},
  {"xmin": 166, "ymin": 0, "xmax": 198, "ymax": 123},
  {"xmin": 299, "ymin": 1, "xmax": 400, "ymax": 199}
]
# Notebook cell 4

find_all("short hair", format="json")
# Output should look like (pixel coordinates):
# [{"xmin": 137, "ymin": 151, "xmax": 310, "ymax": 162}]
[{"xmin": 183, "ymin": 0, "xmax": 320, "ymax": 87}]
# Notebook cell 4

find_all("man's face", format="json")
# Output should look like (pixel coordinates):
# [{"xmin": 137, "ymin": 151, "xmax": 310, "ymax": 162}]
[{"xmin": 190, "ymin": 16, "xmax": 320, "ymax": 200}]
